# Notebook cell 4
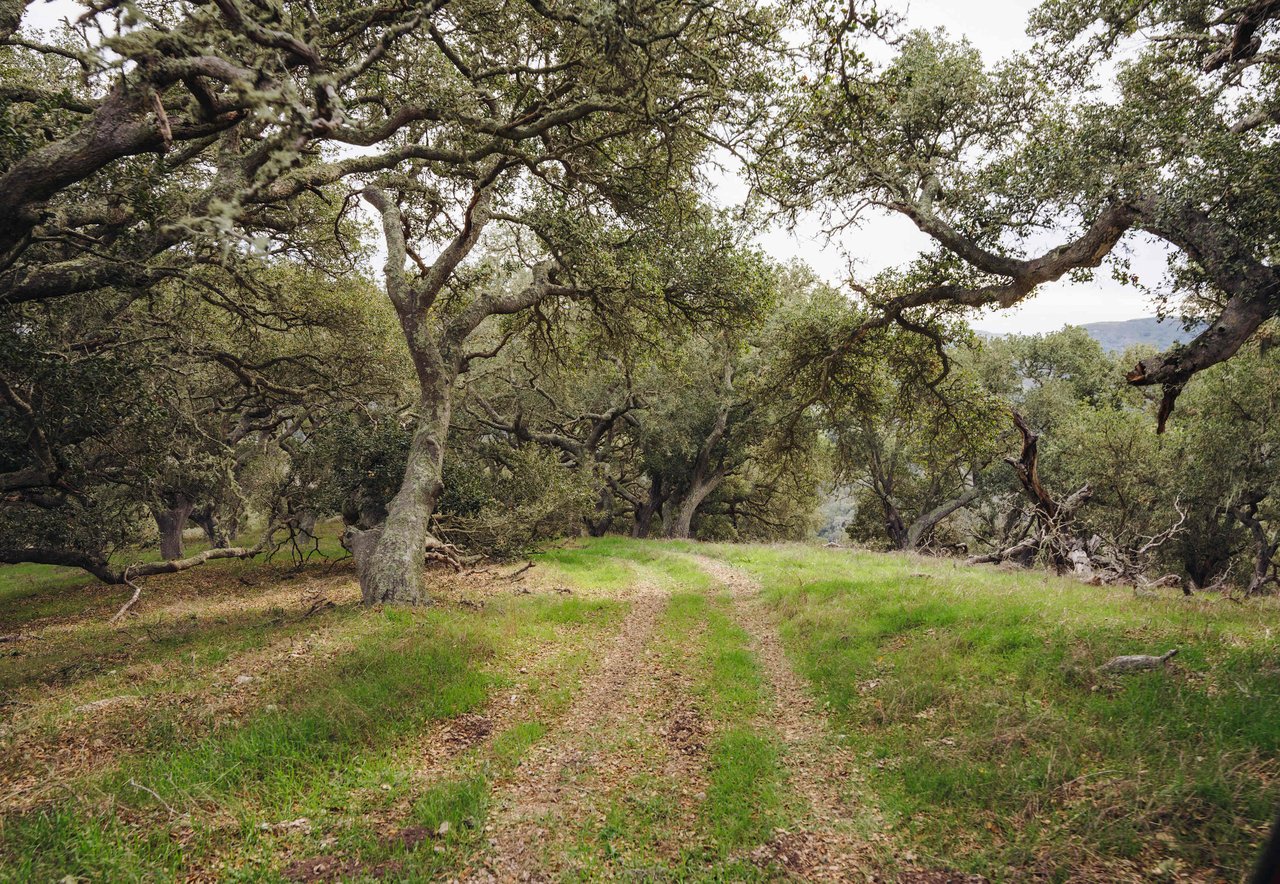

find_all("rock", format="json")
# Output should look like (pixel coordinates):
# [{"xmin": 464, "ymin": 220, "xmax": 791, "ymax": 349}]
[
  {"xmin": 437, "ymin": 820, "xmax": 451, "ymax": 836},
  {"xmin": 234, "ymin": 674, "xmax": 255, "ymax": 685}
]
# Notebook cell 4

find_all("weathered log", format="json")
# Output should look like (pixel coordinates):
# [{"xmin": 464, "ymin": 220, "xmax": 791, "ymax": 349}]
[{"xmin": 1098, "ymin": 649, "xmax": 1178, "ymax": 674}]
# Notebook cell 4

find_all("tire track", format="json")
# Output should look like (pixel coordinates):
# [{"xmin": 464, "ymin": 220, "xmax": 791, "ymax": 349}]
[
  {"xmin": 688, "ymin": 553, "xmax": 880, "ymax": 882},
  {"xmin": 463, "ymin": 581, "xmax": 675, "ymax": 882}
]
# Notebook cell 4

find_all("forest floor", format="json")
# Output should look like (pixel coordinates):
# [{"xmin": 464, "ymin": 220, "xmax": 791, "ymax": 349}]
[{"xmin": 1, "ymin": 534, "xmax": 1278, "ymax": 882}]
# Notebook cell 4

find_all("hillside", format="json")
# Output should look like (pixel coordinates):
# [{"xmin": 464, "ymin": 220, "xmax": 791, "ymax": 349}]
[{"xmin": 1079, "ymin": 316, "xmax": 1204, "ymax": 352}]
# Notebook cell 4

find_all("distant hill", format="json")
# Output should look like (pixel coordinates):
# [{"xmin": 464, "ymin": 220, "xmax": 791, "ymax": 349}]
[{"xmin": 1078, "ymin": 317, "xmax": 1204, "ymax": 353}]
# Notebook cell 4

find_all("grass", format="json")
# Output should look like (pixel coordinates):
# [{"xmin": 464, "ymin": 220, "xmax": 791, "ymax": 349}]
[
  {"xmin": 695, "ymin": 542, "xmax": 1280, "ymax": 880},
  {"xmin": 0, "ymin": 521, "xmax": 350, "ymax": 633},
  {"xmin": 3, "ymin": 536, "xmax": 1278, "ymax": 881},
  {"xmin": 0, "ymin": 552, "xmax": 627, "ymax": 882},
  {"xmin": 549, "ymin": 542, "xmax": 786, "ymax": 880},
  {"xmin": 664, "ymin": 589, "xmax": 784, "ymax": 851}
]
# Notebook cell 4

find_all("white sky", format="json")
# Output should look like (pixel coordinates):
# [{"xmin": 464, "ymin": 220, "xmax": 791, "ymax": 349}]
[{"xmin": 21, "ymin": 0, "xmax": 1169, "ymax": 334}]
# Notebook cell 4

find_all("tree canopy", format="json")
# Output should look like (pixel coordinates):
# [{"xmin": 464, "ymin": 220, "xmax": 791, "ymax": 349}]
[{"xmin": 2, "ymin": 0, "xmax": 1279, "ymax": 603}]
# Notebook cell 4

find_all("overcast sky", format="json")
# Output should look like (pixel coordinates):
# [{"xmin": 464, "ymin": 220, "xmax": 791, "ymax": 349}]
[
  {"xmin": 721, "ymin": 0, "xmax": 1171, "ymax": 334},
  {"xmin": 23, "ymin": 0, "xmax": 1171, "ymax": 334}
]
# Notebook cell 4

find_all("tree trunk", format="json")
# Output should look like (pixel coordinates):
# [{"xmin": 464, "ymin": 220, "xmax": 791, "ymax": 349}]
[
  {"xmin": 1236, "ymin": 499, "xmax": 1278, "ymax": 595},
  {"xmin": 664, "ymin": 475, "xmax": 723, "ymax": 539},
  {"xmin": 631, "ymin": 476, "xmax": 665, "ymax": 538},
  {"xmin": 191, "ymin": 506, "xmax": 229, "ymax": 548},
  {"xmin": 587, "ymin": 485, "xmax": 614, "ymax": 537},
  {"xmin": 884, "ymin": 504, "xmax": 908, "ymax": 550},
  {"xmin": 296, "ymin": 511, "xmax": 317, "ymax": 542},
  {"xmin": 1004, "ymin": 410, "xmax": 1091, "ymax": 570},
  {"xmin": 356, "ymin": 382, "xmax": 452, "ymax": 606},
  {"xmin": 903, "ymin": 486, "xmax": 982, "ymax": 551},
  {"xmin": 662, "ymin": 361, "xmax": 735, "ymax": 541},
  {"xmin": 153, "ymin": 495, "xmax": 195, "ymax": 560}
]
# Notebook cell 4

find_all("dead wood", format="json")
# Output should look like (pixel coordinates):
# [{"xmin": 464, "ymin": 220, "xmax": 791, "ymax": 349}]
[{"xmin": 1098, "ymin": 649, "xmax": 1179, "ymax": 674}]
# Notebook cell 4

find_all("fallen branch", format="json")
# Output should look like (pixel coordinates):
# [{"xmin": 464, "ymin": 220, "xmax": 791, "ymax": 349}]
[
  {"xmin": 502, "ymin": 561, "xmax": 535, "ymax": 581},
  {"xmin": 108, "ymin": 570, "xmax": 143, "ymax": 626},
  {"xmin": 128, "ymin": 778, "xmax": 178, "ymax": 818},
  {"xmin": 301, "ymin": 588, "xmax": 334, "ymax": 619}
]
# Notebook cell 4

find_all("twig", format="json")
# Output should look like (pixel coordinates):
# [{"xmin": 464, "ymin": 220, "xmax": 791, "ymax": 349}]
[{"xmin": 128, "ymin": 778, "xmax": 177, "ymax": 818}]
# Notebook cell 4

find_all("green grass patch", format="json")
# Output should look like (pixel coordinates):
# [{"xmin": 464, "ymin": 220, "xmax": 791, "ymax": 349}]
[
  {"xmin": 704, "ymin": 542, "xmax": 1280, "ymax": 879},
  {"xmin": 1, "ymin": 578, "xmax": 626, "ymax": 883},
  {"xmin": 535, "ymin": 536, "xmax": 713, "ymax": 593}
]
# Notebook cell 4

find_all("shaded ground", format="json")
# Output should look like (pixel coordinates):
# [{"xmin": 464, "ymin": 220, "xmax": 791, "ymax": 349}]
[{"xmin": 2, "ymin": 537, "xmax": 1277, "ymax": 882}]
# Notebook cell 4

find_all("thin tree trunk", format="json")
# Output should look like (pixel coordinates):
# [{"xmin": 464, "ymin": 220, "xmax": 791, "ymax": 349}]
[{"xmin": 153, "ymin": 495, "xmax": 194, "ymax": 561}]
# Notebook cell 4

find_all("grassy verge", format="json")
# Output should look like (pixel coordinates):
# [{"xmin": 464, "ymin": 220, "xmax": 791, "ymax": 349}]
[
  {"xmin": 0, "ymin": 568, "xmax": 625, "ymax": 882},
  {"xmin": 700, "ymin": 542, "xmax": 1280, "ymax": 880}
]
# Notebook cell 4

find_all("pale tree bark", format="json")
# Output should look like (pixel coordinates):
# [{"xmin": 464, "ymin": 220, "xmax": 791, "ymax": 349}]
[
  {"xmin": 355, "ymin": 377, "xmax": 453, "ymax": 605},
  {"xmin": 902, "ymin": 485, "xmax": 982, "ymax": 551},
  {"xmin": 349, "ymin": 184, "xmax": 475, "ymax": 605},
  {"xmin": 354, "ymin": 177, "xmax": 580, "ymax": 604},
  {"xmin": 663, "ymin": 362, "xmax": 735, "ymax": 540},
  {"xmin": 0, "ymin": 537, "xmax": 271, "ymax": 585}
]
